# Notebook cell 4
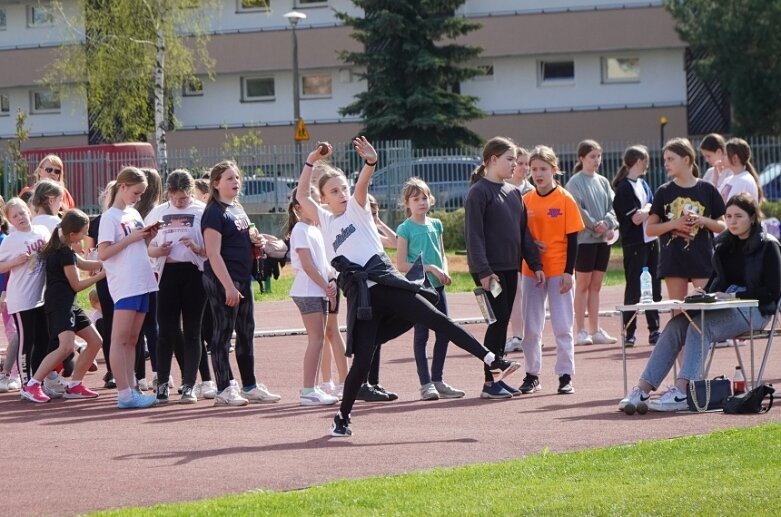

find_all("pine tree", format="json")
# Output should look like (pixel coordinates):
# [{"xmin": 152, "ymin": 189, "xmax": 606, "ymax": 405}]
[
  {"xmin": 336, "ymin": 1, "xmax": 484, "ymax": 148},
  {"xmin": 665, "ymin": 0, "xmax": 781, "ymax": 136}
]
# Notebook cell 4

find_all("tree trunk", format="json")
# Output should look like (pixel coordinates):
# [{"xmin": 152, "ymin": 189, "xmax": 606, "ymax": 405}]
[{"xmin": 154, "ymin": 1, "xmax": 167, "ymax": 173}]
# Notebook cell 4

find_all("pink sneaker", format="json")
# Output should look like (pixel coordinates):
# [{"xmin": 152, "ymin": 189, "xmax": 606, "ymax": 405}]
[
  {"xmin": 64, "ymin": 383, "xmax": 99, "ymax": 399},
  {"xmin": 21, "ymin": 383, "xmax": 50, "ymax": 404}
]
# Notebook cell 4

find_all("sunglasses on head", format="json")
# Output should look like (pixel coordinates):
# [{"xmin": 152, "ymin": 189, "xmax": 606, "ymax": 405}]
[{"xmin": 44, "ymin": 167, "xmax": 62, "ymax": 177}]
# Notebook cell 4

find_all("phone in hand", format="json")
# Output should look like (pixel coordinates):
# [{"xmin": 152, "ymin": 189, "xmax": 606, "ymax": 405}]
[
  {"xmin": 489, "ymin": 278, "xmax": 502, "ymax": 298},
  {"xmin": 143, "ymin": 220, "xmax": 163, "ymax": 232}
]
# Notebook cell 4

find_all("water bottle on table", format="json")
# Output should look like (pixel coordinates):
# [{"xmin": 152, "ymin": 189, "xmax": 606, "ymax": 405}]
[{"xmin": 640, "ymin": 266, "xmax": 653, "ymax": 303}]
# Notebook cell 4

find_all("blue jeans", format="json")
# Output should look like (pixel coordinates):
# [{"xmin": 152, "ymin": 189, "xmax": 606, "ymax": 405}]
[
  {"xmin": 640, "ymin": 307, "xmax": 768, "ymax": 389},
  {"xmin": 413, "ymin": 286, "xmax": 449, "ymax": 385}
]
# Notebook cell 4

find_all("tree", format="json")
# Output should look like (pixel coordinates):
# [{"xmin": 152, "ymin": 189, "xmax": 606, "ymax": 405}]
[
  {"xmin": 336, "ymin": 1, "xmax": 484, "ymax": 148},
  {"xmin": 665, "ymin": 0, "xmax": 781, "ymax": 136},
  {"xmin": 45, "ymin": 0, "xmax": 218, "ymax": 170},
  {"xmin": 6, "ymin": 109, "xmax": 30, "ymax": 193}
]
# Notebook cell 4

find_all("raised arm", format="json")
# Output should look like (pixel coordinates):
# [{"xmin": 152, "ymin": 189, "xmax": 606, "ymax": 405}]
[
  {"xmin": 352, "ymin": 136, "xmax": 378, "ymax": 209},
  {"xmin": 296, "ymin": 143, "xmax": 334, "ymax": 223}
]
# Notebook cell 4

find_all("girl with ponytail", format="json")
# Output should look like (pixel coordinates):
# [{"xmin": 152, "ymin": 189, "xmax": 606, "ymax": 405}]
[{"xmin": 721, "ymin": 138, "xmax": 763, "ymax": 203}]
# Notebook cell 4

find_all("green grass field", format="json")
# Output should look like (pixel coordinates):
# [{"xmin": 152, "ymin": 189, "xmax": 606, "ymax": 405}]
[{"xmin": 92, "ymin": 423, "xmax": 781, "ymax": 516}]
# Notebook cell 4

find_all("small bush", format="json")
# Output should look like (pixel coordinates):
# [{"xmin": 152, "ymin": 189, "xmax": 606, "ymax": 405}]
[
  {"xmin": 430, "ymin": 208, "xmax": 465, "ymax": 250},
  {"xmin": 761, "ymin": 200, "xmax": 781, "ymax": 220}
]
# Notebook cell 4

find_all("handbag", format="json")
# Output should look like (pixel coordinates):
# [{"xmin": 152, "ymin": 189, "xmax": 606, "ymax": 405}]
[
  {"xmin": 724, "ymin": 384, "xmax": 775, "ymax": 414},
  {"xmin": 687, "ymin": 376, "xmax": 732, "ymax": 412}
]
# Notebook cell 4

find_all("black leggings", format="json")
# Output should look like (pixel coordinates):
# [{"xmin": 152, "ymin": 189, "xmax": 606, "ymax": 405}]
[
  {"xmin": 203, "ymin": 273, "xmax": 256, "ymax": 392},
  {"xmin": 622, "ymin": 241, "xmax": 662, "ymax": 337},
  {"xmin": 96, "ymin": 279, "xmax": 113, "ymax": 375},
  {"xmin": 157, "ymin": 263, "xmax": 206, "ymax": 388},
  {"xmin": 134, "ymin": 293, "xmax": 158, "ymax": 381},
  {"xmin": 13, "ymin": 307, "xmax": 49, "ymax": 384},
  {"xmin": 472, "ymin": 269, "xmax": 518, "ymax": 382},
  {"xmin": 339, "ymin": 285, "xmax": 489, "ymax": 417}
]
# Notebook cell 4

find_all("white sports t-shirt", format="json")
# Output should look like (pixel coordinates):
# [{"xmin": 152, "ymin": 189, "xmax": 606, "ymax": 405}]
[
  {"xmin": 98, "ymin": 206, "xmax": 158, "ymax": 301},
  {"xmin": 145, "ymin": 199, "xmax": 206, "ymax": 275},
  {"xmin": 720, "ymin": 170, "xmax": 759, "ymax": 203},
  {"xmin": 32, "ymin": 214, "xmax": 61, "ymax": 233},
  {"xmin": 289, "ymin": 222, "xmax": 330, "ymax": 298},
  {"xmin": 0, "ymin": 225, "xmax": 50, "ymax": 314},
  {"xmin": 316, "ymin": 196, "xmax": 384, "ymax": 267}
]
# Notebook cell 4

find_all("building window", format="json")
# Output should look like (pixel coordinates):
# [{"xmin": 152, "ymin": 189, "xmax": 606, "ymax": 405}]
[
  {"xmin": 242, "ymin": 77, "xmax": 275, "ymax": 102},
  {"xmin": 30, "ymin": 89, "xmax": 60, "ymax": 113},
  {"xmin": 538, "ymin": 60, "xmax": 574, "ymax": 84},
  {"xmin": 27, "ymin": 3, "xmax": 55, "ymax": 27},
  {"xmin": 296, "ymin": 0, "xmax": 327, "ymax": 6},
  {"xmin": 0, "ymin": 8, "xmax": 7, "ymax": 31},
  {"xmin": 602, "ymin": 57, "xmax": 640, "ymax": 83},
  {"xmin": 1, "ymin": 93, "xmax": 9, "ymax": 116},
  {"xmin": 302, "ymin": 74, "xmax": 332, "ymax": 97},
  {"xmin": 237, "ymin": 0, "xmax": 269, "ymax": 12},
  {"xmin": 183, "ymin": 77, "xmax": 204, "ymax": 97}
]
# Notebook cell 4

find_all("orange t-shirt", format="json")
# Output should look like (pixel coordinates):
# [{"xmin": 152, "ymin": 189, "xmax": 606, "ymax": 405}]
[{"xmin": 522, "ymin": 186, "xmax": 584, "ymax": 277}]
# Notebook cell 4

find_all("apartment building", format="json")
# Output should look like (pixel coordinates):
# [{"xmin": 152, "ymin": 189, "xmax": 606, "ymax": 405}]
[{"xmin": 0, "ymin": 0, "xmax": 691, "ymax": 152}]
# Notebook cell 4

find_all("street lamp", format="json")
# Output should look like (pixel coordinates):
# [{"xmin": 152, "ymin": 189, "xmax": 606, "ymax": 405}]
[
  {"xmin": 284, "ymin": 10, "xmax": 307, "ymax": 170},
  {"xmin": 659, "ymin": 115, "xmax": 668, "ymax": 149}
]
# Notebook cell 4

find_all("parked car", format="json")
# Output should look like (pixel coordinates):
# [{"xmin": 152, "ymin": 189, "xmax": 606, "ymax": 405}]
[
  {"xmin": 241, "ymin": 177, "xmax": 295, "ymax": 213},
  {"xmin": 760, "ymin": 163, "xmax": 781, "ymax": 200},
  {"xmin": 369, "ymin": 156, "xmax": 480, "ymax": 210}
]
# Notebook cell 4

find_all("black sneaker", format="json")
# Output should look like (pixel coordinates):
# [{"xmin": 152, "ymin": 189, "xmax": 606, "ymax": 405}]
[
  {"xmin": 519, "ymin": 374, "xmax": 541, "ymax": 394},
  {"xmin": 330, "ymin": 412, "xmax": 352, "ymax": 437},
  {"xmin": 558, "ymin": 374, "xmax": 574, "ymax": 394},
  {"xmin": 356, "ymin": 383, "xmax": 391, "ymax": 402},
  {"xmin": 373, "ymin": 385, "xmax": 398, "ymax": 401},
  {"xmin": 496, "ymin": 380, "xmax": 521, "ymax": 397},
  {"xmin": 179, "ymin": 385, "xmax": 197, "ymax": 404},
  {"xmin": 103, "ymin": 372, "xmax": 116, "ymax": 389},
  {"xmin": 156, "ymin": 383, "xmax": 169, "ymax": 404},
  {"xmin": 649, "ymin": 330, "xmax": 660, "ymax": 345},
  {"xmin": 488, "ymin": 359, "xmax": 521, "ymax": 383}
]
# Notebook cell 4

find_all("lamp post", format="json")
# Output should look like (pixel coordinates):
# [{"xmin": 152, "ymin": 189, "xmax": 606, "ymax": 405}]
[
  {"xmin": 659, "ymin": 115, "xmax": 668, "ymax": 149},
  {"xmin": 284, "ymin": 10, "xmax": 307, "ymax": 171}
]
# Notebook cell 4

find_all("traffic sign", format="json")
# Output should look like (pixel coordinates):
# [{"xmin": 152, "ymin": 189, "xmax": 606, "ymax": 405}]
[{"xmin": 294, "ymin": 118, "xmax": 310, "ymax": 141}]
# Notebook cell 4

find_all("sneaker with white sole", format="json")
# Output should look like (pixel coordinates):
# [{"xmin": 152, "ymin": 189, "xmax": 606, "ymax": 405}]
[
  {"xmin": 505, "ymin": 336, "xmax": 523, "ymax": 353},
  {"xmin": 648, "ymin": 386, "xmax": 689, "ymax": 412},
  {"xmin": 137, "ymin": 378, "xmax": 150, "ymax": 391},
  {"xmin": 488, "ymin": 359, "xmax": 521, "ymax": 383},
  {"xmin": 21, "ymin": 383, "xmax": 50, "ymax": 404},
  {"xmin": 64, "ymin": 383, "xmax": 99, "ymax": 399},
  {"xmin": 420, "ymin": 382, "xmax": 440, "ymax": 401},
  {"xmin": 618, "ymin": 386, "xmax": 650, "ymax": 411},
  {"xmin": 591, "ymin": 328, "xmax": 617, "ymax": 345},
  {"xmin": 179, "ymin": 385, "xmax": 197, "ymax": 404},
  {"xmin": 195, "ymin": 380, "xmax": 217, "ymax": 400},
  {"xmin": 43, "ymin": 375, "xmax": 67, "ymax": 399},
  {"xmin": 575, "ymin": 329, "xmax": 593, "ymax": 346},
  {"xmin": 0, "ymin": 374, "xmax": 21, "ymax": 393},
  {"xmin": 330, "ymin": 412, "xmax": 352, "ymax": 437},
  {"xmin": 243, "ymin": 384, "xmax": 281, "ymax": 404},
  {"xmin": 433, "ymin": 381, "xmax": 465, "ymax": 399},
  {"xmin": 519, "ymin": 374, "xmax": 541, "ymax": 394},
  {"xmin": 300, "ymin": 388, "xmax": 338, "ymax": 406},
  {"xmin": 214, "ymin": 385, "xmax": 248, "ymax": 407},
  {"xmin": 117, "ymin": 391, "xmax": 157, "ymax": 409}
]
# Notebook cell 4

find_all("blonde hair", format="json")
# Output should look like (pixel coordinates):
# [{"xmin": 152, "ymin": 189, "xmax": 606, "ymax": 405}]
[
  {"xmin": 314, "ymin": 161, "xmax": 347, "ymax": 197},
  {"xmin": 108, "ymin": 167, "xmax": 148, "ymax": 207},
  {"xmin": 206, "ymin": 160, "xmax": 242, "ymax": 210},
  {"xmin": 4, "ymin": 197, "xmax": 30, "ymax": 219},
  {"xmin": 400, "ymin": 177, "xmax": 436, "ymax": 216},
  {"xmin": 35, "ymin": 154, "xmax": 66, "ymax": 186},
  {"xmin": 529, "ymin": 145, "xmax": 561, "ymax": 173}
]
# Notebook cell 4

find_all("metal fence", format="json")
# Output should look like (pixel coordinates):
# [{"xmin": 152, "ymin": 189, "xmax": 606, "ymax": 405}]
[{"xmin": 3, "ymin": 136, "xmax": 781, "ymax": 215}]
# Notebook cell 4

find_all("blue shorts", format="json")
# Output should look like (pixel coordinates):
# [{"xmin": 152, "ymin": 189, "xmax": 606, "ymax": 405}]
[{"xmin": 114, "ymin": 293, "xmax": 150, "ymax": 313}]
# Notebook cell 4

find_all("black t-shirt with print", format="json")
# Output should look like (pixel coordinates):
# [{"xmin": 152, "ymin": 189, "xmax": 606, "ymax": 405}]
[
  {"xmin": 201, "ymin": 201, "xmax": 252, "ymax": 282},
  {"xmin": 650, "ymin": 180, "xmax": 726, "ymax": 279}
]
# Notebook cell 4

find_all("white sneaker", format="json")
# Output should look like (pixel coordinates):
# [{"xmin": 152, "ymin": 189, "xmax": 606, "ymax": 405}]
[
  {"xmin": 7, "ymin": 377, "xmax": 21, "ymax": 391},
  {"xmin": 243, "ymin": 383, "xmax": 281, "ymax": 404},
  {"xmin": 420, "ymin": 382, "xmax": 440, "ymax": 400},
  {"xmin": 300, "ymin": 387, "xmax": 338, "ymax": 406},
  {"xmin": 43, "ymin": 375, "xmax": 67, "ymax": 398},
  {"xmin": 0, "ymin": 374, "xmax": 12, "ymax": 393},
  {"xmin": 648, "ymin": 386, "xmax": 689, "ymax": 412},
  {"xmin": 137, "ymin": 378, "xmax": 150, "ymax": 391},
  {"xmin": 214, "ymin": 385, "xmax": 249, "ymax": 407},
  {"xmin": 575, "ymin": 330, "xmax": 593, "ymax": 346},
  {"xmin": 618, "ymin": 386, "xmax": 650, "ymax": 411},
  {"xmin": 195, "ymin": 380, "xmax": 217, "ymax": 400},
  {"xmin": 505, "ymin": 336, "xmax": 523, "ymax": 352},
  {"xmin": 591, "ymin": 328, "xmax": 617, "ymax": 345},
  {"xmin": 433, "ymin": 381, "xmax": 466, "ymax": 399},
  {"xmin": 319, "ymin": 380, "xmax": 336, "ymax": 395}
]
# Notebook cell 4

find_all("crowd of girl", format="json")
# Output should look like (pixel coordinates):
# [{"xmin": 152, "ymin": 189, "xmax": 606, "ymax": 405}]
[{"xmin": 0, "ymin": 130, "xmax": 771, "ymax": 434}]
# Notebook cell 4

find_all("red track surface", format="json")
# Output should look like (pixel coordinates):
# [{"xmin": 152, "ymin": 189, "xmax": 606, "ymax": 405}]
[{"xmin": 2, "ymin": 286, "xmax": 779, "ymax": 516}]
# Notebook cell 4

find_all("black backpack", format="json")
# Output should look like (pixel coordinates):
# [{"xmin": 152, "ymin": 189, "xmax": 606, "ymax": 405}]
[{"xmin": 724, "ymin": 384, "xmax": 775, "ymax": 414}]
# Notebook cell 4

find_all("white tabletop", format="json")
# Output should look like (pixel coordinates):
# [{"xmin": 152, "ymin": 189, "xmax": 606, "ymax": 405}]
[{"xmin": 616, "ymin": 299, "xmax": 758, "ymax": 312}]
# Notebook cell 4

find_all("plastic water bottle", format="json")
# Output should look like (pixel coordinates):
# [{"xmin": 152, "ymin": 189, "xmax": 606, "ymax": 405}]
[
  {"xmin": 640, "ymin": 267, "xmax": 653, "ymax": 303},
  {"xmin": 474, "ymin": 287, "xmax": 497, "ymax": 325},
  {"xmin": 733, "ymin": 366, "xmax": 746, "ymax": 395}
]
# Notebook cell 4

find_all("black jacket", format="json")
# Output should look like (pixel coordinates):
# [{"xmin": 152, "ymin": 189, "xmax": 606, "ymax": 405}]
[
  {"xmin": 708, "ymin": 228, "xmax": 781, "ymax": 315},
  {"xmin": 332, "ymin": 253, "xmax": 438, "ymax": 356}
]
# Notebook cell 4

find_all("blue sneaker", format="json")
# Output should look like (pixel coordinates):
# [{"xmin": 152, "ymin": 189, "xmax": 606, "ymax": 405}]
[
  {"xmin": 117, "ymin": 391, "xmax": 158, "ymax": 409},
  {"xmin": 480, "ymin": 382, "xmax": 513, "ymax": 399},
  {"xmin": 496, "ymin": 380, "xmax": 521, "ymax": 397}
]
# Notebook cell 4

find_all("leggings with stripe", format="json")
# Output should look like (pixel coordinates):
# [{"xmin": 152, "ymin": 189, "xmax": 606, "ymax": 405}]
[
  {"xmin": 13, "ymin": 307, "xmax": 49, "ymax": 384},
  {"xmin": 203, "ymin": 273, "xmax": 256, "ymax": 392}
]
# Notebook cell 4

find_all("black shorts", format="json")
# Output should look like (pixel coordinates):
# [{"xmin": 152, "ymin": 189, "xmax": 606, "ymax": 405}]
[
  {"xmin": 47, "ymin": 304, "xmax": 92, "ymax": 337},
  {"xmin": 575, "ymin": 242, "xmax": 611, "ymax": 273}
]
